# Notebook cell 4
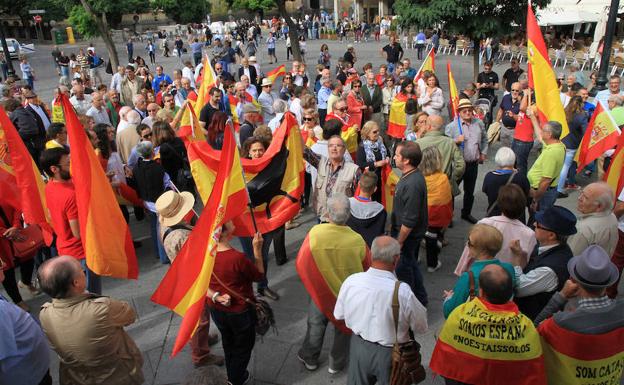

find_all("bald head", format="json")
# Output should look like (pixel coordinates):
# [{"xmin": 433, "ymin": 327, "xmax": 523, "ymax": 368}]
[
  {"xmin": 479, "ymin": 264, "xmax": 513, "ymax": 304},
  {"xmin": 371, "ymin": 236, "xmax": 401, "ymax": 266},
  {"xmin": 38, "ymin": 256, "xmax": 85, "ymax": 299},
  {"xmin": 427, "ymin": 115, "xmax": 445, "ymax": 132},
  {"xmin": 579, "ymin": 182, "xmax": 615, "ymax": 214}
]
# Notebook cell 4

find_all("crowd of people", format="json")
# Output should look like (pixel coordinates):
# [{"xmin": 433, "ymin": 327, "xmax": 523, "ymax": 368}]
[{"xmin": 1, "ymin": 20, "xmax": 624, "ymax": 385}]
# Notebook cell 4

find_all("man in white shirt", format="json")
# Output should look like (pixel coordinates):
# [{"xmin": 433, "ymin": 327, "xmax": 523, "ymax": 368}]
[
  {"xmin": 607, "ymin": 186, "xmax": 624, "ymax": 298},
  {"xmin": 240, "ymin": 74, "xmax": 257, "ymax": 100},
  {"xmin": 335, "ymin": 236, "xmax": 427, "ymax": 384},
  {"xmin": 595, "ymin": 75, "xmax": 623, "ymax": 110},
  {"xmin": 289, "ymin": 86, "xmax": 304, "ymax": 125},
  {"xmin": 69, "ymin": 84, "xmax": 92, "ymax": 115},
  {"xmin": 257, "ymin": 78, "xmax": 277, "ymax": 123},
  {"xmin": 141, "ymin": 103, "xmax": 160, "ymax": 128},
  {"xmin": 110, "ymin": 66, "xmax": 124, "ymax": 93},
  {"xmin": 86, "ymin": 91, "xmax": 111, "ymax": 125},
  {"xmin": 182, "ymin": 61, "xmax": 196, "ymax": 89}
]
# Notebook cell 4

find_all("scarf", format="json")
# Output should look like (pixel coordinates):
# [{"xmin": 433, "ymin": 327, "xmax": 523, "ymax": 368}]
[{"xmin": 362, "ymin": 138, "xmax": 387, "ymax": 164}]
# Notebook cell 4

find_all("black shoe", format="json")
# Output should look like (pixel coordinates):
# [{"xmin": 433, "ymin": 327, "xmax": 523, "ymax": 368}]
[
  {"xmin": 461, "ymin": 214, "xmax": 478, "ymax": 224},
  {"xmin": 258, "ymin": 287, "xmax": 280, "ymax": 300},
  {"xmin": 276, "ymin": 258, "xmax": 288, "ymax": 266},
  {"xmin": 557, "ymin": 192, "xmax": 569, "ymax": 198}
]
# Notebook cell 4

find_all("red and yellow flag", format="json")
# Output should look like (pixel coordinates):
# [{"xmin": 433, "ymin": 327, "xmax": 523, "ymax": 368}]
[
  {"xmin": 415, "ymin": 48, "xmax": 435, "ymax": 82},
  {"xmin": 387, "ymin": 93, "xmax": 413, "ymax": 139},
  {"xmin": 0, "ymin": 107, "xmax": 53, "ymax": 240},
  {"xmin": 181, "ymin": 56, "xmax": 216, "ymax": 127},
  {"xmin": 265, "ymin": 64, "xmax": 286, "ymax": 84},
  {"xmin": 296, "ymin": 223, "xmax": 371, "ymax": 334},
  {"xmin": 538, "ymin": 317, "xmax": 624, "ymax": 385},
  {"xmin": 191, "ymin": 112, "xmax": 304, "ymax": 236},
  {"xmin": 425, "ymin": 173, "xmax": 453, "ymax": 228},
  {"xmin": 604, "ymin": 132, "xmax": 624, "ymax": 196},
  {"xmin": 60, "ymin": 95, "xmax": 138, "ymax": 279},
  {"xmin": 576, "ymin": 102, "xmax": 620, "ymax": 171},
  {"xmin": 177, "ymin": 102, "xmax": 207, "ymax": 144},
  {"xmin": 151, "ymin": 125, "xmax": 247, "ymax": 356},
  {"xmin": 526, "ymin": 5, "xmax": 569, "ymax": 139},
  {"xmin": 447, "ymin": 61, "xmax": 460, "ymax": 120},
  {"xmin": 0, "ymin": 119, "xmax": 20, "ymax": 211},
  {"xmin": 430, "ymin": 298, "xmax": 546, "ymax": 385},
  {"xmin": 381, "ymin": 165, "xmax": 399, "ymax": 213}
]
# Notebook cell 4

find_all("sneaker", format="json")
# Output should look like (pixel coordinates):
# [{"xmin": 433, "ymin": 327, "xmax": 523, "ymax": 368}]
[
  {"xmin": 566, "ymin": 183, "xmax": 580, "ymax": 190},
  {"xmin": 258, "ymin": 287, "xmax": 280, "ymax": 300},
  {"xmin": 328, "ymin": 366, "xmax": 341, "ymax": 374},
  {"xmin": 297, "ymin": 353, "xmax": 318, "ymax": 371},
  {"xmin": 557, "ymin": 191, "xmax": 569, "ymax": 199},
  {"xmin": 427, "ymin": 261, "xmax": 442, "ymax": 273}
]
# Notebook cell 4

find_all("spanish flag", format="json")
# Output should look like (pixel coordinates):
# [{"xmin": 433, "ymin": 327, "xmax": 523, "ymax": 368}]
[
  {"xmin": 60, "ymin": 95, "xmax": 138, "ymax": 279},
  {"xmin": 0, "ymin": 120, "xmax": 20, "ymax": 211},
  {"xmin": 296, "ymin": 223, "xmax": 371, "ymax": 334},
  {"xmin": 265, "ymin": 64, "xmax": 286, "ymax": 84},
  {"xmin": 538, "ymin": 317, "xmax": 624, "ymax": 385},
  {"xmin": 0, "ymin": 107, "xmax": 53, "ymax": 241},
  {"xmin": 447, "ymin": 61, "xmax": 460, "ymax": 120},
  {"xmin": 414, "ymin": 47, "xmax": 435, "ymax": 82},
  {"xmin": 151, "ymin": 124, "xmax": 247, "ymax": 356},
  {"xmin": 387, "ymin": 93, "xmax": 412, "ymax": 139},
  {"xmin": 576, "ymin": 101, "xmax": 620, "ymax": 171},
  {"xmin": 191, "ymin": 112, "xmax": 304, "ymax": 236},
  {"xmin": 227, "ymin": 94, "xmax": 241, "ymax": 132},
  {"xmin": 604, "ymin": 132, "xmax": 624, "ymax": 196},
  {"xmin": 325, "ymin": 112, "xmax": 358, "ymax": 158},
  {"xmin": 177, "ymin": 102, "xmax": 207, "ymax": 144},
  {"xmin": 430, "ymin": 298, "xmax": 546, "ymax": 385},
  {"xmin": 425, "ymin": 172, "xmax": 453, "ymax": 227},
  {"xmin": 526, "ymin": 4, "xmax": 569, "ymax": 138},
  {"xmin": 381, "ymin": 165, "xmax": 399, "ymax": 213},
  {"xmin": 181, "ymin": 56, "xmax": 216, "ymax": 127}
]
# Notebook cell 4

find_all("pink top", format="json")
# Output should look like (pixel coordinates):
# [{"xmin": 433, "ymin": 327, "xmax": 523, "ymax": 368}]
[{"xmin": 454, "ymin": 215, "xmax": 537, "ymax": 276}]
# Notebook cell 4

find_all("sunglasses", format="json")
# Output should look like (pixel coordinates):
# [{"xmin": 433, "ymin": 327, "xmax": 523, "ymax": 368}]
[
  {"xmin": 371, "ymin": 130, "xmax": 379, "ymax": 134},
  {"xmin": 338, "ymin": 107, "xmax": 348, "ymax": 112},
  {"xmin": 511, "ymin": 89, "xmax": 521, "ymax": 92},
  {"xmin": 353, "ymin": 85, "xmax": 361, "ymax": 88},
  {"xmin": 142, "ymin": 133, "xmax": 152, "ymax": 139},
  {"xmin": 303, "ymin": 117, "xmax": 314, "ymax": 122},
  {"xmin": 284, "ymin": 77, "xmax": 291, "ymax": 79}
]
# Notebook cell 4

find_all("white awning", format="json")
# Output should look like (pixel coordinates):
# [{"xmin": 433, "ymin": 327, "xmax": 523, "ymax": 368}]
[{"xmin": 536, "ymin": 9, "xmax": 600, "ymax": 26}]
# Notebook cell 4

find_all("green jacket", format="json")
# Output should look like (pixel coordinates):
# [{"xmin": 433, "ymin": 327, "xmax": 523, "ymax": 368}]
[{"xmin": 417, "ymin": 130, "xmax": 465, "ymax": 196}]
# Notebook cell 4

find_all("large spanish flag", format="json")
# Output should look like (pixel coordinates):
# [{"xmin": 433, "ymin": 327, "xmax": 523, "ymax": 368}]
[
  {"xmin": 151, "ymin": 125, "xmax": 247, "ymax": 356},
  {"xmin": 191, "ymin": 112, "xmax": 304, "ymax": 236},
  {"xmin": 60, "ymin": 95, "xmax": 138, "ymax": 279},
  {"xmin": 381, "ymin": 165, "xmax": 399, "ymax": 213},
  {"xmin": 526, "ymin": 5, "xmax": 569, "ymax": 139},
  {"xmin": 265, "ymin": 64, "xmax": 286, "ymax": 84},
  {"xmin": 387, "ymin": 93, "xmax": 412, "ymax": 139},
  {"xmin": 0, "ymin": 107, "xmax": 53, "ymax": 240},
  {"xmin": 181, "ymin": 56, "xmax": 216, "ymax": 127},
  {"xmin": 296, "ymin": 223, "xmax": 370, "ymax": 334},
  {"xmin": 430, "ymin": 298, "xmax": 546, "ymax": 385},
  {"xmin": 447, "ymin": 61, "xmax": 460, "ymax": 121},
  {"xmin": 425, "ymin": 173, "xmax": 452, "ymax": 227},
  {"xmin": 604, "ymin": 132, "xmax": 624, "ymax": 196},
  {"xmin": 576, "ymin": 101, "xmax": 620, "ymax": 171},
  {"xmin": 414, "ymin": 47, "xmax": 435, "ymax": 82},
  {"xmin": 538, "ymin": 317, "xmax": 624, "ymax": 385},
  {"xmin": 0, "ymin": 120, "xmax": 20, "ymax": 211}
]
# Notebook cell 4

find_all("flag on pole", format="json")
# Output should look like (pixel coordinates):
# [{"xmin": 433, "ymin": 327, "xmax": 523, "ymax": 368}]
[
  {"xmin": 151, "ymin": 125, "xmax": 247, "ymax": 356},
  {"xmin": 526, "ymin": 4, "xmax": 569, "ymax": 138},
  {"xmin": 0, "ymin": 107, "xmax": 53, "ymax": 240},
  {"xmin": 575, "ymin": 101, "xmax": 621, "ymax": 171},
  {"xmin": 60, "ymin": 95, "xmax": 138, "ymax": 279},
  {"xmin": 604, "ymin": 132, "xmax": 624, "ymax": 196},
  {"xmin": 414, "ymin": 47, "xmax": 435, "ymax": 82},
  {"xmin": 265, "ymin": 64, "xmax": 286, "ymax": 84},
  {"xmin": 447, "ymin": 61, "xmax": 460, "ymax": 120},
  {"xmin": 181, "ymin": 56, "xmax": 216, "ymax": 127}
]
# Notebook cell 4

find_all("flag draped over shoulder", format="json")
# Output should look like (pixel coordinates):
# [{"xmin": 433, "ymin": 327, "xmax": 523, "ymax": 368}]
[
  {"xmin": 191, "ymin": 112, "xmax": 304, "ymax": 236},
  {"xmin": 430, "ymin": 298, "xmax": 546, "ymax": 385},
  {"xmin": 381, "ymin": 165, "xmax": 399, "ymax": 213},
  {"xmin": 415, "ymin": 48, "xmax": 435, "ymax": 82},
  {"xmin": 0, "ymin": 107, "xmax": 53, "ymax": 240},
  {"xmin": 526, "ymin": 5, "xmax": 569, "ymax": 139},
  {"xmin": 604, "ymin": 132, "xmax": 624, "ymax": 196},
  {"xmin": 388, "ymin": 93, "xmax": 412, "ymax": 139},
  {"xmin": 447, "ymin": 61, "xmax": 460, "ymax": 121},
  {"xmin": 576, "ymin": 102, "xmax": 620, "ymax": 171},
  {"xmin": 151, "ymin": 126, "xmax": 247, "ymax": 356},
  {"xmin": 60, "ymin": 95, "xmax": 138, "ymax": 279},
  {"xmin": 538, "ymin": 317, "xmax": 624, "ymax": 385},
  {"xmin": 296, "ymin": 223, "xmax": 371, "ymax": 334},
  {"xmin": 265, "ymin": 64, "xmax": 286, "ymax": 84}
]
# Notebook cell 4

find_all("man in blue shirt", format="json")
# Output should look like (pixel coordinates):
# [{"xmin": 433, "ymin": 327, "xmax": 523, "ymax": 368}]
[
  {"xmin": 151, "ymin": 65, "xmax": 172, "ymax": 94},
  {"xmin": 415, "ymin": 31, "xmax": 426, "ymax": 60},
  {"xmin": 317, "ymin": 76, "xmax": 332, "ymax": 125}
]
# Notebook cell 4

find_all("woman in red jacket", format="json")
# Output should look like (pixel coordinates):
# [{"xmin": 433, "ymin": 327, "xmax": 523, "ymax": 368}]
[{"xmin": 346, "ymin": 79, "xmax": 367, "ymax": 129}]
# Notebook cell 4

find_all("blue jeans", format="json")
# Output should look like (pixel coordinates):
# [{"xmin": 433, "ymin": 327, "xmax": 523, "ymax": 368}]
[
  {"xmin": 147, "ymin": 210, "xmax": 168, "ymax": 264},
  {"xmin": 538, "ymin": 187, "xmax": 558, "ymax": 211},
  {"xmin": 557, "ymin": 149, "xmax": 577, "ymax": 193},
  {"xmin": 390, "ymin": 233, "xmax": 428, "ymax": 307},
  {"xmin": 238, "ymin": 231, "xmax": 275, "ymax": 290},
  {"xmin": 387, "ymin": 62, "xmax": 395, "ymax": 74},
  {"xmin": 511, "ymin": 139, "xmax": 533, "ymax": 175},
  {"xmin": 80, "ymin": 259, "xmax": 101, "ymax": 294}
]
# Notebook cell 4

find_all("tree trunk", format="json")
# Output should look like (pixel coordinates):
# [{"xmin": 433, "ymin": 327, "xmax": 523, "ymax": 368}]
[
  {"xmin": 473, "ymin": 38, "xmax": 480, "ymax": 81},
  {"xmin": 79, "ymin": 0, "xmax": 119, "ymax": 70},
  {"xmin": 276, "ymin": 0, "xmax": 303, "ymax": 62}
]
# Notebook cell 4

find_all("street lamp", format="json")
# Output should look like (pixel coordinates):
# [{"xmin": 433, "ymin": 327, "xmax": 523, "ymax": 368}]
[{"xmin": 595, "ymin": 0, "xmax": 620, "ymax": 91}]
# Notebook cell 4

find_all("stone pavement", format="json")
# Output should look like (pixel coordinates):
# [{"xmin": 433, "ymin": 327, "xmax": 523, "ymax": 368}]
[{"xmin": 6, "ymin": 33, "xmax": 620, "ymax": 385}]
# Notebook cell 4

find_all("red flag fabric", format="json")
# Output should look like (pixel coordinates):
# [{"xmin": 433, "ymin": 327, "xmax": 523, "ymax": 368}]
[
  {"xmin": 447, "ymin": 61, "xmax": 460, "ymax": 120},
  {"xmin": 60, "ymin": 95, "xmax": 138, "ymax": 279},
  {"xmin": 151, "ymin": 125, "xmax": 247, "ymax": 356},
  {"xmin": 576, "ymin": 102, "xmax": 620, "ymax": 171},
  {"xmin": 604, "ymin": 132, "xmax": 624, "ymax": 196}
]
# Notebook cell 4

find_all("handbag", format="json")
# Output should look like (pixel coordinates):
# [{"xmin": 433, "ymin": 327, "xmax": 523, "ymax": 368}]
[
  {"xmin": 389, "ymin": 281, "xmax": 427, "ymax": 385},
  {"xmin": 212, "ymin": 273, "xmax": 276, "ymax": 336},
  {"xmin": 0, "ymin": 208, "xmax": 44, "ymax": 262}
]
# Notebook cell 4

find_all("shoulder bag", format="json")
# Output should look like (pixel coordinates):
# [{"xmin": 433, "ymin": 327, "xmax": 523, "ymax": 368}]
[
  {"xmin": 0, "ymin": 208, "xmax": 43, "ymax": 262},
  {"xmin": 390, "ymin": 281, "xmax": 426, "ymax": 385},
  {"xmin": 468, "ymin": 270, "xmax": 476, "ymax": 301},
  {"xmin": 212, "ymin": 273, "xmax": 276, "ymax": 336}
]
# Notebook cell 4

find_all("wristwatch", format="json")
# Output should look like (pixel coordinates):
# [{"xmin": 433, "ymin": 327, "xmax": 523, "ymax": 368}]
[{"xmin": 211, "ymin": 291, "xmax": 220, "ymax": 302}]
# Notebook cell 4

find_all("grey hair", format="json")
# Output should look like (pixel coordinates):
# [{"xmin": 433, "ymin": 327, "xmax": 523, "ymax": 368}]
[
  {"xmin": 544, "ymin": 121, "xmax": 562, "ymax": 139},
  {"xmin": 592, "ymin": 182, "xmax": 615, "ymax": 212},
  {"xmin": 608, "ymin": 95, "xmax": 623, "ymax": 107},
  {"xmin": 495, "ymin": 147, "xmax": 516, "ymax": 168},
  {"xmin": 371, "ymin": 237, "xmax": 401, "ymax": 264},
  {"xmin": 327, "ymin": 193, "xmax": 350, "ymax": 225},
  {"xmin": 126, "ymin": 110, "xmax": 141, "ymax": 125},
  {"xmin": 272, "ymin": 99, "xmax": 288, "ymax": 114},
  {"xmin": 132, "ymin": 93, "xmax": 144, "ymax": 105}
]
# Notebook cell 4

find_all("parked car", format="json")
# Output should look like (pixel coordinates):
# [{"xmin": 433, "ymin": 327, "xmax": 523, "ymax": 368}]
[{"xmin": 0, "ymin": 38, "xmax": 35, "ymax": 59}]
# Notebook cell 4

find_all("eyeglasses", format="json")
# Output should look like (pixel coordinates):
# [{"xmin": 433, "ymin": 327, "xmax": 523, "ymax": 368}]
[
  {"xmin": 284, "ymin": 76, "xmax": 291, "ymax": 79},
  {"xmin": 303, "ymin": 117, "xmax": 314, "ymax": 122},
  {"xmin": 352, "ymin": 85, "xmax": 361, "ymax": 88},
  {"xmin": 511, "ymin": 89, "xmax": 521, "ymax": 92},
  {"xmin": 338, "ymin": 107, "xmax": 348, "ymax": 112},
  {"xmin": 371, "ymin": 130, "xmax": 379, "ymax": 134},
  {"xmin": 142, "ymin": 133, "xmax": 152, "ymax": 139}
]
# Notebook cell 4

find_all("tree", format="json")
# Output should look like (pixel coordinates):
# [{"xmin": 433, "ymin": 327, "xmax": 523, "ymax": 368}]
[
  {"xmin": 0, "ymin": 0, "xmax": 67, "ymax": 40},
  {"xmin": 393, "ymin": 0, "xmax": 551, "ymax": 79},
  {"xmin": 229, "ymin": 0, "xmax": 304, "ymax": 62},
  {"xmin": 152, "ymin": 0, "xmax": 211, "ymax": 24}
]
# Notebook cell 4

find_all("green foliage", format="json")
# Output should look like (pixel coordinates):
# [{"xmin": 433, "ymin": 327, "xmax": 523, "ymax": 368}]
[
  {"xmin": 68, "ymin": 5, "xmax": 99, "ymax": 38},
  {"xmin": 231, "ymin": 0, "xmax": 275, "ymax": 12},
  {"xmin": 393, "ymin": 0, "xmax": 551, "ymax": 39},
  {"xmin": 0, "ymin": 0, "xmax": 67, "ymax": 22},
  {"xmin": 152, "ymin": 0, "xmax": 211, "ymax": 24}
]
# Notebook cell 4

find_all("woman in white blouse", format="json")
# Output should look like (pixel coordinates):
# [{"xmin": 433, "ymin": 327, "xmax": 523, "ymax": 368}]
[{"xmin": 418, "ymin": 74, "xmax": 445, "ymax": 116}]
